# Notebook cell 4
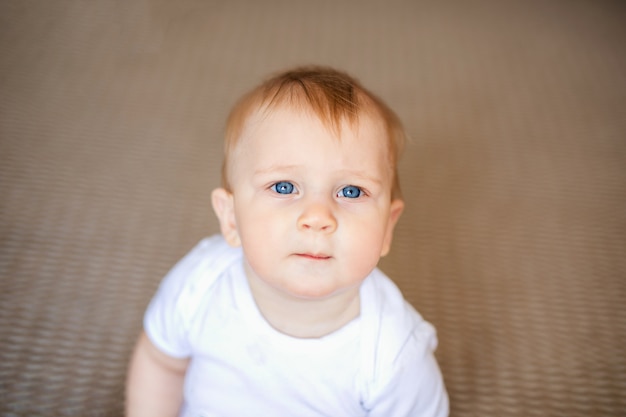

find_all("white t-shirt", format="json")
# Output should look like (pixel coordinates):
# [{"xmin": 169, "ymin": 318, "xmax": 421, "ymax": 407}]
[{"xmin": 145, "ymin": 235, "xmax": 448, "ymax": 417}]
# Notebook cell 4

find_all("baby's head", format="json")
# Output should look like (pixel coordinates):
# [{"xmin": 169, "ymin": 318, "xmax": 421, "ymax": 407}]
[
  {"xmin": 212, "ymin": 66, "xmax": 407, "ymax": 300},
  {"xmin": 221, "ymin": 66, "xmax": 406, "ymax": 200}
]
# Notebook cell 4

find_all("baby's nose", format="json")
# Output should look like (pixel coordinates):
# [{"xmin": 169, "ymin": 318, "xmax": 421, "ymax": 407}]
[{"xmin": 297, "ymin": 200, "xmax": 337, "ymax": 233}]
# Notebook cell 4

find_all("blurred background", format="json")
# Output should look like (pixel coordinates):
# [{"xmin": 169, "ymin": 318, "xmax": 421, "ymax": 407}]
[{"xmin": 1, "ymin": 0, "xmax": 625, "ymax": 415}]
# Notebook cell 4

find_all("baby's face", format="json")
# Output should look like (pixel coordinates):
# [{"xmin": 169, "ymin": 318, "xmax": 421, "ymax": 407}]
[{"xmin": 226, "ymin": 106, "xmax": 403, "ymax": 300}]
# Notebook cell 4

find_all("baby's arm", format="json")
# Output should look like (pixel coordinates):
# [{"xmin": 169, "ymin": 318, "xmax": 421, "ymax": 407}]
[{"xmin": 126, "ymin": 331, "xmax": 190, "ymax": 417}]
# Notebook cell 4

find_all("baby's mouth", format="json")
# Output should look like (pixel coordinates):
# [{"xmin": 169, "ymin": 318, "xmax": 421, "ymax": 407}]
[{"xmin": 295, "ymin": 253, "xmax": 332, "ymax": 260}]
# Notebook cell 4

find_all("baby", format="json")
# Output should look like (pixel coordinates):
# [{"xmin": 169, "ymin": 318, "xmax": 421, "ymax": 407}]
[{"xmin": 126, "ymin": 66, "xmax": 448, "ymax": 416}]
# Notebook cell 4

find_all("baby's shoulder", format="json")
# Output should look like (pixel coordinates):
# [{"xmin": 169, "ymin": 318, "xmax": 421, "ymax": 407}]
[
  {"xmin": 362, "ymin": 270, "xmax": 438, "ymax": 371},
  {"xmin": 154, "ymin": 234, "xmax": 242, "ymax": 317},
  {"xmin": 357, "ymin": 272, "xmax": 447, "ymax": 415}
]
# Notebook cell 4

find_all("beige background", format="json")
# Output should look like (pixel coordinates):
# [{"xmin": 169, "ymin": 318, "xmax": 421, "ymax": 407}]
[{"xmin": 1, "ymin": 0, "xmax": 625, "ymax": 415}]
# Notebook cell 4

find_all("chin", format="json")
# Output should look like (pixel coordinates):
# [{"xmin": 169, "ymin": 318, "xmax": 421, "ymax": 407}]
[
  {"xmin": 284, "ymin": 282, "xmax": 358, "ymax": 300},
  {"xmin": 277, "ymin": 283, "xmax": 335, "ymax": 299}
]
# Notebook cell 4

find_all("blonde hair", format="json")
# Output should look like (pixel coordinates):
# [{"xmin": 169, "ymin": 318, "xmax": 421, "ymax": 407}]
[{"xmin": 222, "ymin": 66, "xmax": 406, "ymax": 199}]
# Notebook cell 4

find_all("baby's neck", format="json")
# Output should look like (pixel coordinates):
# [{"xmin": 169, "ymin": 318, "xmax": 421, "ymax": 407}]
[{"xmin": 244, "ymin": 266, "xmax": 361, "ymax": 339}]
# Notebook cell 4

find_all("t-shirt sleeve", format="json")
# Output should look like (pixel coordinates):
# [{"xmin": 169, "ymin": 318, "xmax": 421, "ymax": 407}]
[
  {"xmin": 365, "ymin": 321, "xmax": 449, "ymax": 417},
  {"xmin": 143, "ymin": 235, "xmax": 233, "ymax": 359}
]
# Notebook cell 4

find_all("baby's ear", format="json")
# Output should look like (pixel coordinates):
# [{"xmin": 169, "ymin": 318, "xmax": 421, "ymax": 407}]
[
  {"xmin": 380, "ymin": 199, "xmax": 405, "ymax": 257},
  {"xmin": 211, "ymin": 188, "xmax": 241, "ymax": 247}
]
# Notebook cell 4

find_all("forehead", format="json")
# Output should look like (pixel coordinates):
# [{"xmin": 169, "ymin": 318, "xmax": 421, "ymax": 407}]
[
  {"xmin": 238, "ymin": 104, "xmax": 389, "ymax": 152},
  {"xmin": 229, "ymin": 106, "xmax": 391, "ymax": 176}
]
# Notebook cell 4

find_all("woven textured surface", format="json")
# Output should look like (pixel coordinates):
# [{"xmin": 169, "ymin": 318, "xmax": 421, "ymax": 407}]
[{"xmin": 1, "ymin": 1, "xmax": 625, "ymax": 415}]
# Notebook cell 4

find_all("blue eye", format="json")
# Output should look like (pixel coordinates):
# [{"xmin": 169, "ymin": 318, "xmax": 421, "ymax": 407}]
[
  {"xmin": 340, "ymin": 185, "xmax": 361, "ymax": 199},
  {"xmin": 272, "ymin": 181, "xmax": 295, "ymax": 194}
]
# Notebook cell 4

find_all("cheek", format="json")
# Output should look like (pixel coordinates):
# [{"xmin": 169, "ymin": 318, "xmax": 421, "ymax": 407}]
[
  {"xmin": 235, "ymin": 208, "xmax": 285, "ymax": 262},
  {"xmin": 237, "ymin": 227, "xmax": 275, "ymax": 278},
  {"xmin": 340, "ymin": 221, "xmax": 387, "ymax": 269},
  {"xmin": 236, "ymin": 201, "xmax": 284, "ymax": 231}
]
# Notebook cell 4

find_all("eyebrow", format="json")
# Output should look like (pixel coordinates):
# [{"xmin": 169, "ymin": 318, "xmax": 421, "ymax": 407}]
[
  {"xmin": 253, "ymin": 164, "xmax": 300, "ymax": 177},
  {"xmin": 253, "ymin": 165, "xmax": 383, "ymax": 186},
  {"xmin": 339, "ymin": 171, "xmax": 384, "ymax": 187}
]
